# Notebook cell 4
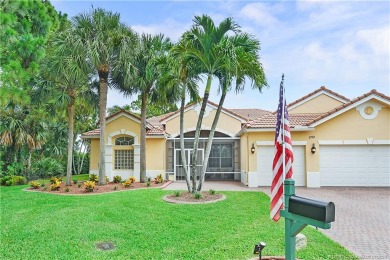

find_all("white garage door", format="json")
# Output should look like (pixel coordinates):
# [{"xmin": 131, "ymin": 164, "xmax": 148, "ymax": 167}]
[
  {"xmin": 320, "ymin": 145, "xmax": 390, "ymax": 186},
  {"xmin": 257, "ymin": 145, "xmax": 305, "ymax": 186}
]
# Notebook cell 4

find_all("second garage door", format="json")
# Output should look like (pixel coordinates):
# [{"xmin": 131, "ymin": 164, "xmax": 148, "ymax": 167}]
[
  {"xmin": 320, "ymin": 145, "xmax": 390, "ymax": 186},
  {"xmin": 257, "ymin": 145, "xmax": 306, "ymax": 186}
]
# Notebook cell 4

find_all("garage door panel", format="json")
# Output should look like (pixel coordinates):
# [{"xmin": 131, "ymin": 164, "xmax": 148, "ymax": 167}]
[
  {"xmin": 320, "ymin": 145, "xmax": 390, "ymax": 187},
  {"xmin": 257, "ymin": 145, "xmax": 305, "ymax": 186}
]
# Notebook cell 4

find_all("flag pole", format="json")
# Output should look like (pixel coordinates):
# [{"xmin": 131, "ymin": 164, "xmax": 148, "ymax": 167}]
[{"xmin": 281, "ymin": 74, "xmax": 286, "ymax": 180}]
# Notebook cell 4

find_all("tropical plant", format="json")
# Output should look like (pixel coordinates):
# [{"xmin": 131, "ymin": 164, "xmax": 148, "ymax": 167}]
[
  {"xmin": 40, "ymin": 23, "xmax": 97, "ymax": 186},
  {"xmin": 159, "ymin": 39, "xmax": 201, "ymax": 192},
  {"xmin": 84, "ymin": 180, "xmax": 95, "ymax": 192},
  {"xmin": 197, "ymin": 32, "xmax": 267, "ymax": 191},
  {"xmin": 50, "ymin": 181, "xmax": 61, "ymax": 191},
  {"xmin": 89, "ymin": 174, "xmax": 98, "ymax": 183},
  {"xmin": 154, "ymin": 174, "xmax": 163, "ymax": 184},
  {"xmin": 114, "ymin": 33, "xmax": 171, "ymax": 183},
  {"xmin": 181, "ymin": 15, "xmax": 241, "ymax": 192},
  {"xmin": 113, "ymin": 175, "xmax": 122, "ymax": 183},
  {"xmin": 30, "ymin": 181, "xmax": 40, "ymax": 189},
  {"xmin": 72, "ymin": 8, "xmax": 135, "ymax": 185}
]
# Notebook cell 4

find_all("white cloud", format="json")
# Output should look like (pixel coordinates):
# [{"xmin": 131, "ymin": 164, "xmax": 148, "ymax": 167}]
[
  {"xmin": 357, "ymin": 27, "xmax": 390, "ymax": 56},
  {"xmin": 239, "ymin": 2, "xmax": 280, "ymax": 27},
  {"xmin": 131, "ymin": 18, "xmax": 190, "ymax": 42}
]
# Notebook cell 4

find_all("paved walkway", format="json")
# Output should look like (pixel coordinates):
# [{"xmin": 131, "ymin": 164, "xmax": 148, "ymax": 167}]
[{"xmin": 164, "ymin": 181, "xmax": 390, "ymax": 259}]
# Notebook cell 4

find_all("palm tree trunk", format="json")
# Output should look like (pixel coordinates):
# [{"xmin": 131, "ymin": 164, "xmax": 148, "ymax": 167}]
[
  {"xmin": 179, "ymin": 85, "xmax": 191, "ymax": 192},
  {"xmin": 197, "ymin": 90, "xmax": 226, "ymax": 192},
  {"xmin": 190, "ymin": 73, "xmax": 212, "ymax": 193},
  {"xmin": 98, "ymin": 68, "xmax": 108, "ymax": 185},
  {"xmin": 66, "ymin": 91, "xmax": 75, "ymax": 186},
  {"xmin": 140, "ymin": 92, "xmax": 147, "ymax": 183}
]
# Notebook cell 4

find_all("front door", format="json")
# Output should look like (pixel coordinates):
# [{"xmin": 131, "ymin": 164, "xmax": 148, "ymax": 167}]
[{"xmin": 175, "ymin": 149, "xmax": 203, "ymax": 181}]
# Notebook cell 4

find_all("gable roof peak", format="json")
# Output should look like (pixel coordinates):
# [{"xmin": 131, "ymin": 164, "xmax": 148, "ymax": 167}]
[{"xmin": 287, "ymin": 86, "xmax": 350, "ymax": 109}]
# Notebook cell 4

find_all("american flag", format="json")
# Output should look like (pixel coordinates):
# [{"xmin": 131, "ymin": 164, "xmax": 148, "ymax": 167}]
[{"xmin": 270, "ymin": 74, "xmax": 294, "ymax": 222}]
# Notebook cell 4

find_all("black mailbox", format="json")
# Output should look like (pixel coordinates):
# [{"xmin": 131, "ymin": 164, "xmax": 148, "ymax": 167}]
[{"xmin": 289, "ymin": 195, "xmax": 335, "ymax": 223}]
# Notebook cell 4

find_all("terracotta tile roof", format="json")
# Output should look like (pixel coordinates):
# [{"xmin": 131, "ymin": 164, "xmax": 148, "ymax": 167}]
[
  {"xmin": 246, "ymin": 113, "xmax": 325, "ymax": 128},
  {"xmin": 287, "ymin": 86, "xmax": 350, "ymax": 108},
  {"xmin": 82, "ymin": 89, "xmax": 389, "ymax": 136},
  {"xmin": 159, "ymin": 99, "xmax": 248, "ymax": 122},
  {"xmin": 81, "ymin": 128, "xmax": 100, "ymax": 137},
  {"xmin": 306, "ymin": 89, "xmax": 390, "ymax": 126},
  {"xmin": 106, "ymin": 109, "xmax": 141, "ymax": 121},
  {"xmin": 229, "ymin": 108, "xmax": 271, "ymax": 120}
]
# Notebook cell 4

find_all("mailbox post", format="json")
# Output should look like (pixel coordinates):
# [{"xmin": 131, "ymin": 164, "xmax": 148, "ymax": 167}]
[{"xmin": 280, "ymin": 179, "xmax": 335, "ymax": 260}]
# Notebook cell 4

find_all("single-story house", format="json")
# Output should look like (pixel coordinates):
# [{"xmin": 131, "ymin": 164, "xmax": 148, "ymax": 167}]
[{"xmin": 82, "ymin": 87, "xmax": 390, "ymax": 187}]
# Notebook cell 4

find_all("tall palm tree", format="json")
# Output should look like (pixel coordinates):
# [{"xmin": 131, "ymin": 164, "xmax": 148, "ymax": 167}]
[
  {"xmin": 72, "ymin": 8, "xmax": 134, "ymax": 185},
  {"xmin": 114, "ymin": 33, "xmax": 171, "ymax": 183},
  {"xmin": 197, "ymin": 33, "xmax": 267, "ymax": 191},
  {"xmin": 159, "ymin": 40, "xmax": 200, "ymax": 192},
  {"xmin": 41, "ymin": 27, "xmax": 97, "ymax": 186},
  {"xmin": 183, "ymin": 15, "xmax": 240, "ymax": 192}
]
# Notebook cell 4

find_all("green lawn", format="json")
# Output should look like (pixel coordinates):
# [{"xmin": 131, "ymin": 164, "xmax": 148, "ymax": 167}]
[{"xmin": 0, "ymin": 185, "xmax": 357, "ymax": 259}]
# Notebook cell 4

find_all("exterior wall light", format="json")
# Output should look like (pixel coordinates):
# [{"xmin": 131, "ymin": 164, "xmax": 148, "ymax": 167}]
[
  {"xmin": 311, "ymin": 143, "xmax": 317, "ymax": 154},
  {"xmin": 251, "ymin": 143, "xmax": 256, "ymax": 154}
]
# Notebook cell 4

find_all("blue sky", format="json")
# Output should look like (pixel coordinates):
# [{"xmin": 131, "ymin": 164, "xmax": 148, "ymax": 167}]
[{"xmin": 51, "ymin": 0, "xmax": 390, "ymax": 111}]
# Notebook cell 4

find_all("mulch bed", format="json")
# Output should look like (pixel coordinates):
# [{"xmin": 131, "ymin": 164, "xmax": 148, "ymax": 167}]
[
  {"xmin": 164, "ymin": 191, "xmax": 225, "ymax": 204},
  {"xmin": 26, "ymin": 181, "xmax": 170, "ymax": 195}
]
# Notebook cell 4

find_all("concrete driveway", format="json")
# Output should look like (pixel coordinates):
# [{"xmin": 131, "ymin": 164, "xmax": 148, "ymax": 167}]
[{"xmin": 164, "ymin": 181, "xmax": 390, "ymax": 259}]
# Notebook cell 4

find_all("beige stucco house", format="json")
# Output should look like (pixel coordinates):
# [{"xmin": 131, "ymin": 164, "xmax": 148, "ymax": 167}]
[{"xmin": 82, "ymin": 87, "xmax": 390, "ymax": 187}]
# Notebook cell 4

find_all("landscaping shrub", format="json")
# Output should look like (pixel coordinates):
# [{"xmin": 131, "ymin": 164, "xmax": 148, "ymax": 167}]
[
  {"xmin": 31, "ymin": 158, "xmax": 64, "ymax": 179},
  {"xmin": 122, "ymin": 179, "xmax": 133, "ymax": 188},
  {"xmin": 50, "ymin": 181, "xmax": 61, "ymax": 191},
  {"xmin": 154, "ymin": 174, "xmax": 163, "ymax": 184},
  {"xmin": 114, "ymin": 185, "xmax": 118, "ymax": 190},
  {"xmin": 209, "ymin": 189, "xmax": 216, "ymax": 195},
  {"xmin": 89, "ymin": 174, "xmax": 98, "ymax": 183},
  {"xmin": 0, "ymin": 176, "xmax": 27, "ymax": 186},
  {"xmin": 193, "ymin": 192, "xmax": 202, "ymax": 199},
  {"xmin": 146, "ymin": 181, "xmax": 150, "ymax": 187},
  {"xmin": 0, "ymin": 176, "xmax": 12, "ymax": 186},
  {"xmin": 84, "ymin": 181, "xmax": 95, "ymax": 192},
  {"xmin": 65, "ymin": 187, "xmax": 70, "ymax": 192},
  {"xmin": 113, "ymin": 175, "xmax": 122, "ymax": 183},
  {"xmin": 50, "ymin": 177, "xmax": 61, "ymax": 184},
  {"xmin": 174, "ymin": 191, "xmax": 181, "ymax": 197},
  {"xmin": 129, "ymin": 176, "xmax": 136, "ymax": 183},
  {"xmin": 77, "ymin": 183, "xmax": 81, "ymax": 188},
  {"xmin": 30, "ymin": 181, "xmax": 40, "ymax": 189}
]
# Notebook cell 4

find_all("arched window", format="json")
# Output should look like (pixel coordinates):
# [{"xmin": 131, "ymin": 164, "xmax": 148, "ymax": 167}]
[{"xmin": 115, "ymin": 136, "xmax": 134, "ymax": 145}]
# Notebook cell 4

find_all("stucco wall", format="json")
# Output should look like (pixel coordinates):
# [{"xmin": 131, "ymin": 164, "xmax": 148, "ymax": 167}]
[
  {"xmin": 106, "ymin": 115, "xmax": 141, "ymax": 142},
  {"xmin": 90, "ymin": 139, "xmax": 100, "ymax": 170},
  {"xmin": 146, "ymin": 138, "xmax": 165, "ymax": 171},
  {"xmin": 290, "ymin": 94, "xmax": 344, "ymax": 114},
  {"xmin": 165, "ymin": 107, "xmax": 242, "ymax": 136}
]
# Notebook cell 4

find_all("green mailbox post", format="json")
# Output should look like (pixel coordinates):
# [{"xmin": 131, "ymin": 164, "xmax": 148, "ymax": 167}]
[{"xmin": 280, "ymin": 179, "xmax": 335, "ymax": 260}]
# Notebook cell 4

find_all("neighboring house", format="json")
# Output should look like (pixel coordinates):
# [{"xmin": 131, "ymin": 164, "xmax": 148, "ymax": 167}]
[{"xmin": 82, "ymin": 87, "xmax": 390, "ymax": 187}]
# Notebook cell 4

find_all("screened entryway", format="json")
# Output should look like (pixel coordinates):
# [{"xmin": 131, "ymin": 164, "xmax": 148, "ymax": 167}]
[{"xmin": 166, "ymin": 131, "xmax": 240, "ymax": 181}]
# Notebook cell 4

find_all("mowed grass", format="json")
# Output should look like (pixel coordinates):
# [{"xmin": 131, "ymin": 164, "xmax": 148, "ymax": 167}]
[{"xmin": 0, "ymin": 185, "xmax": 357, "ymax": 259}]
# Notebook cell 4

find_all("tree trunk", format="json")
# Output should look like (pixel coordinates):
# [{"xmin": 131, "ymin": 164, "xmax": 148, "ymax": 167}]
[
  {"xmin": 66, "ymin": 91, "xmax": 75, "ymax": 186},
  {"xmin": 190, "ymin": 73, "xmax": 213, "ymax": 193},
  {"xmin": 98, "ymin": 66, "xmax": 109, "ymax": 185},
  {"xmin": 179, "ymin": 85, "xmax": 191, "ymax": 192},
  {"xmin": 197, "ymin": 91, "xmax": 226, "ymax": 192},
  {"xmin": 140, "ymin": 92, "xmax": 147, "ymax": 183}
]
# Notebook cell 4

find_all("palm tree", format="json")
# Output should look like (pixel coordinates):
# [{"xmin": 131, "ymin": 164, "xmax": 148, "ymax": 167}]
[
  {"xmin": 159, "ymin": 40, "xmax": 200, "ymax": 192},
  {"xmin": 40, "ymin": 26, "xmax": 96, "ymax": 186},
  {"xmin": 72, "ymin": 8, "xmax": 134, "ymax": 185},
  {"xmin": 183, "ymin": 15, "xmax": 241, "ymax": 192},
  {"xmin": 197, "ymin": 33, "xmax": 267, "ymax": 191},
  {"xmin": 114, "ymin": 33, "xmax": 171, "ymax": 183}
]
